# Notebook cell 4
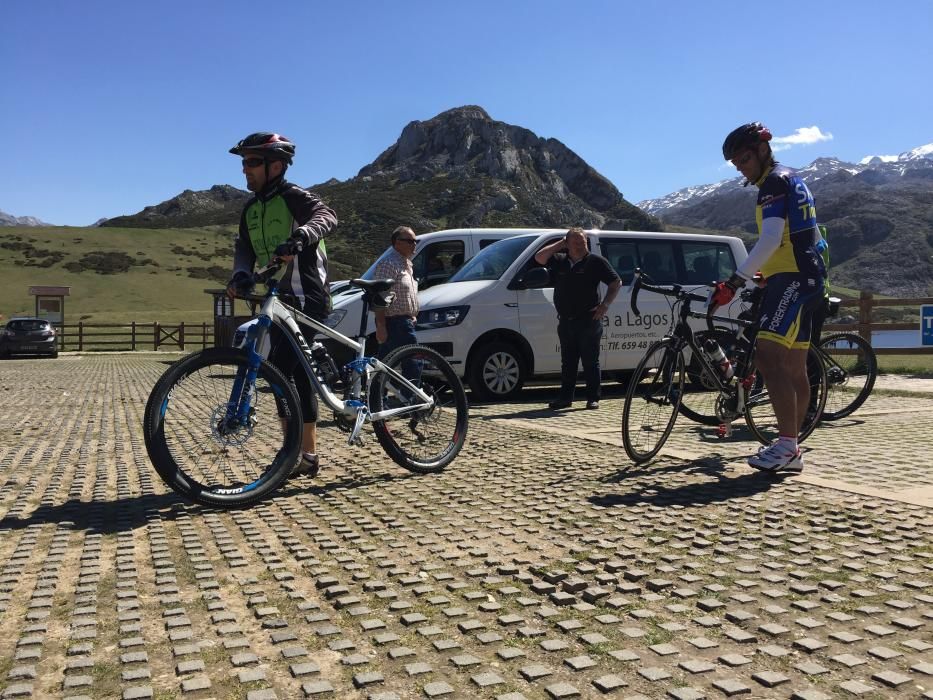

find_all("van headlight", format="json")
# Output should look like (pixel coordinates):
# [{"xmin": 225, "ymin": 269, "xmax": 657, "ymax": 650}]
[
  {"xmin": 322, "ymin": 309, "xmax": 347, "ymax": 328},
  {"xmin": 416, "ymin": 305, "xmax": 469, "ymax": 330}
]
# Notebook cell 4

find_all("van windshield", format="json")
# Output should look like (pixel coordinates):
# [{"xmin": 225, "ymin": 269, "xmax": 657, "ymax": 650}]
[{"xmin": 447, "ymin": 236, "xmax": 533, "ymax": 282}]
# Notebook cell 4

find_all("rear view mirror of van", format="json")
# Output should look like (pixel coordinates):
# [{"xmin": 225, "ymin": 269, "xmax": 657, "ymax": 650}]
[{"xmin": 512, "ymin": 266, "xmax": 551, "ymax": 290}]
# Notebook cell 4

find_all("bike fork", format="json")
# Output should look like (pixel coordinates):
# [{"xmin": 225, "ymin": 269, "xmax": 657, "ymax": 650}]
[{"xmin": 226, "ymin": 316, "xmax": 270, "ymax": 425}]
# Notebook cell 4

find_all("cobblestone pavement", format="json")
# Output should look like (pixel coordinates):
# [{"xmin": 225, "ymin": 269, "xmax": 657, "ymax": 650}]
[{"xmin": 0, "ymin": 355, "xmax": 930, "ymax": 700}]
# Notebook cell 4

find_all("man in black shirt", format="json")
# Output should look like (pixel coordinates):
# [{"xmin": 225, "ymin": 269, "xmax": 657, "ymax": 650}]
[{"xmin": 534, "ymin": 227, "xmax": 622, "ymax": 410}]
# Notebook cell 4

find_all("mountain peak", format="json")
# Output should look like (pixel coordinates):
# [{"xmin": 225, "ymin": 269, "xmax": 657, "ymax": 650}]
[
  {"xmin": 358, "ymin": 105, "xmax": 634, "ymax": 216},
  {"xmin": 0, "ymin": 209, "xmax": 53, "ymax": 227}
]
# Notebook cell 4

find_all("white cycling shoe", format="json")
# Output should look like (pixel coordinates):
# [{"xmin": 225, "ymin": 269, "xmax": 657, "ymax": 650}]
[{"xmin": 748, "ymin": 442, "xmax": 803, "ymax": 473}]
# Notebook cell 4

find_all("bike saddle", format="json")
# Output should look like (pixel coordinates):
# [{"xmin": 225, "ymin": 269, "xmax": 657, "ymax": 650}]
[
  {"xmin": 350, "ymin": 278, "xmax": 395, "ymax": 293},
  {"xmin": 351, "ymin": 278, "xmax": 396, "ymax": 308}
]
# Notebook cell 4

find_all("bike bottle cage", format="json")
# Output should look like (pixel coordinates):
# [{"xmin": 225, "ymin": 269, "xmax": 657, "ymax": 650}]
[{"xmin": 351, "ymin": 278, "xmax": 397, "ymax": 308}]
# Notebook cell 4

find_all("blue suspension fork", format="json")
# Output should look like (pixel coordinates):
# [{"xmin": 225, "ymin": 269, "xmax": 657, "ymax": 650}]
[{"xmin": 225, "ymin": 315, "xmax": 271, "ymax": 427}]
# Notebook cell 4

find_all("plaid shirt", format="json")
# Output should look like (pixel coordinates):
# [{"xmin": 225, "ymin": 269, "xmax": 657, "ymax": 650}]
[{"xmin": 373, "ymin": 248, "xmax": 419, "ymax": 318}]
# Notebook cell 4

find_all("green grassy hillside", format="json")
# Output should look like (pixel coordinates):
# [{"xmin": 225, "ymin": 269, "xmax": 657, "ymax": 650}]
[{"xmin": 1, "ymin": 225, "xmax": 240, "ymax": 324}]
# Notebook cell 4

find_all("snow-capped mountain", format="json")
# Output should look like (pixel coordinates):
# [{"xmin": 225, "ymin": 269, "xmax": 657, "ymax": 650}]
[
  {"xmin": 0, "ymin": 209, "xmax": 52, "ymax": 227},
  {"xmin": 638, "ymin": 142, "xmax": 933, "ymax": 216},
  {"xmin": 636, "ymin": 142, "xmax": 933, "ymax": 297}
]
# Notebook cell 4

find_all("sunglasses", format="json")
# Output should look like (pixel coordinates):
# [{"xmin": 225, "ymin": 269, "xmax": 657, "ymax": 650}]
[
  {"xmin": 396, "ymin": 238, "xmax": 417, "ymax": 245},
  {"xmin": 241, "ymin": 157, "xmax": 266, "ymax": 168},
  {"xmin": 733, "ymin": 151, "xmax": 754, "ymax": 167}
]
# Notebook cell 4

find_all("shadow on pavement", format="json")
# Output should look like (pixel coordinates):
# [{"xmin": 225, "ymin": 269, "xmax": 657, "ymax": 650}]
[
  {"xmin": 590, "ymin": 464, "xmax": 783, "ymax": 508},
  {"xmin": 0, "ymin": 492, "xmax": 187, "ymax": 533}
]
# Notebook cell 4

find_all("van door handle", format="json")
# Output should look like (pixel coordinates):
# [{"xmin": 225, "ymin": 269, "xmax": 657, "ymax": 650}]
[{"xmin": 504, "ymin": 303, "xmax": 518, "ymax": 308}]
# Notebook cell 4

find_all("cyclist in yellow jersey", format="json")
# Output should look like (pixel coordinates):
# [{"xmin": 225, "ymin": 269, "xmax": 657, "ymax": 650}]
[{"xmin": 711, "ymin": 122, "xmax": 826, "ymax": 474}]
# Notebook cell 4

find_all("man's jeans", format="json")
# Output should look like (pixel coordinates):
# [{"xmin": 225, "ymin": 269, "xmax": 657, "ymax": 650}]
[
  {"xmin": 556, "ymin": 317, "xmax": 603, "ymax": 403},
  {"xmin": 378, "ymin": 316, "xmax": 420, "ymax": 389}
]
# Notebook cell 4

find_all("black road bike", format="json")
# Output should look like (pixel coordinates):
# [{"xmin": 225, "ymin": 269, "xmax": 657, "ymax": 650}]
[
  {"xmin": 621, "ymin": 271, "xmax": 827, "ymax": 464},
  {"xmin": 679, "ymin": 293, "xmax": 876, "ymax": 425}
]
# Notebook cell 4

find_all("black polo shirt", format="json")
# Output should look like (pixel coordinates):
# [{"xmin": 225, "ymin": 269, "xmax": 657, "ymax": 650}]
[{"xmin": 546, "ymin": 252, "xmax": 620, "ymax": 320}]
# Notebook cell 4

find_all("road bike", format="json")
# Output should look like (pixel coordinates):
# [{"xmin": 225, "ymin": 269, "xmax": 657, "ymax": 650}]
[
  {"xmin": 621, "ymin": 271, "xmax": 827, "ymax": 464},
  {"xmin": 679, "ymin": 292, "xmax": 876, "ymax": 425},
  {"xmin": 143, "ymin": 260, "xmax": 469, "ymax": 507}
]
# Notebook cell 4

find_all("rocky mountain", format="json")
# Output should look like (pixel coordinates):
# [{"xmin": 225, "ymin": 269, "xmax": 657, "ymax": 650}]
[
  {"xmin": 0, "ymin": 209, "xmax": 52, "ymax": 227},
  {"xmin": 102, "ymin": 184, "xmax": 249, "ymax": 229},
  {"xmin": 100, "ymin": 106, "xmax": 660, "ymax": 276},
  {"xmin": 638, "ymin": 144, "xmax": 933, "ymax": 296}
]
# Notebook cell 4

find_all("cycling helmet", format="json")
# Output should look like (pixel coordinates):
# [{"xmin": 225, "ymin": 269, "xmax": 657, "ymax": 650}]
[
  {"xmin": 722, "ymin": 122, "xmax": 772, "ymax": 160},
  {"xmin": 229, "ymin": 132, "xmax": 296, "ymax": 164}
]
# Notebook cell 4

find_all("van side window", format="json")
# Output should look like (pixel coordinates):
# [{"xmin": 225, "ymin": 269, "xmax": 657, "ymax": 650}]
[
  {"xmin": 412, "ymin": 240, "xmax": 466, "ymax": 290},
  {"xmin": 636, "ymin": 241, "xmax": 677, "ymax": 283},
  {"xmin": 682, "ymin": 242, "xmax": 737, "ymax": 284},
  {"xmin": 479, "ymin": 238, "xmax": 503, "ymax": 249},
  {"xmin": 600, "ymin": 241, "xmax": 638, "ymax": 284}
]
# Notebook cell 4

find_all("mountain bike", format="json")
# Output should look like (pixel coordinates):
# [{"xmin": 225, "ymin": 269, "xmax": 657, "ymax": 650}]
[
  {"xmin": 621, "ymin": 270, "xmax": 826, "ymax": 464},
  {"xmin": 143, "ymin": 260, "xmax": 469, "ymax": 508},
  {"xmin": 679, "ymin": 292, "xmax": 876, "ymax": 424}
]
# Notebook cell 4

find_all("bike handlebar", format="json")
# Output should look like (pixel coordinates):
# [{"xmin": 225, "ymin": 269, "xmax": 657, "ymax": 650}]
[{"xmin": 629, "ymin": 269, "xmax": 716, "ymax": 332}]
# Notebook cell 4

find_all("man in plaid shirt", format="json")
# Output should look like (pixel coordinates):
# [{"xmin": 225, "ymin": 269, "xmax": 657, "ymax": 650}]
[{"xmin": 372, "ymin": 226, "xmax": 420, "ymax": 359}]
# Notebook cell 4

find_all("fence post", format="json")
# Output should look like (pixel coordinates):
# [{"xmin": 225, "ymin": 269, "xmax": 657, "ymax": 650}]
[
  {"xmin": 78, "ymin": 321, "xmax": 84, "ymax": 352},
  {"xmin": 858, "ymin": 290, "xmax": 872, "ymax": 344},
  {"xmin": 202, "ymin": 321, "xmax": 208, "ymax": 349},
  {"xmin": 131, "ymin": 321, "xmax": 136, "ymax": 351},
  {"xmin": 154, "ymin": 322, "xmax": 159, "ymax": 351}
]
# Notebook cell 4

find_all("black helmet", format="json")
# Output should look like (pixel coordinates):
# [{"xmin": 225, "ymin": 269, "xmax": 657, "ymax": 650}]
[
  {"xmin": 722, "ymin": 122, "xmax": 772, "ymax": 160},
  {"xmin": 229, "ymin": 132, "xmax": 296, "ymax": 164}
]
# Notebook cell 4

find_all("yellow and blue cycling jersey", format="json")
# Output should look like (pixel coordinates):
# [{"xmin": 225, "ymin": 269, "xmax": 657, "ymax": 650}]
[{"xmin": 754, "ymin": 163, "xmax": 826, "ymax": 279}]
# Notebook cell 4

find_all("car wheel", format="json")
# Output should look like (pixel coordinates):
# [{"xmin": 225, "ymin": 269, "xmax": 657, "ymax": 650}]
[{"xmin": 468, "ymin": 341, "xmax": 526, "ymax": 401}]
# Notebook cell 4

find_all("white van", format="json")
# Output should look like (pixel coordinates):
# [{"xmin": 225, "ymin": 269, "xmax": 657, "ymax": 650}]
[
  {"xmin": 412, "ymin": 230, "xmax": 748, "ymax": 400},
  {"xmin": 326, "ymin": 228, "xmax": 560, "ymax": 340},
  {"xmin": 239, "ymin": 228, "xmax": 554, "ymax": 359}
]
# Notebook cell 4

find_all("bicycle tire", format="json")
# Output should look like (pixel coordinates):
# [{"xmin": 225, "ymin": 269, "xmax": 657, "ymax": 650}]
[
  {"xmin": 744, "ymin": 344, "xmax": 827, "ymax": 446},
  {"xmin": 144, "ymin": 348, "xmax": 302, "ymax": 507},
  {"xmin": 370, "ymin": 345, "xmax": 469, "ymax": 473},
  {"xmin": 817, "ymin": 332, "xmax": 877, "ymax": 420},
  {"xmin": 621, "ymin": 340, "xmax": 685, "ymax": 463},
  {"xmin": 678, "ymin": 328, "xmax": 739, "ymax": 425}
]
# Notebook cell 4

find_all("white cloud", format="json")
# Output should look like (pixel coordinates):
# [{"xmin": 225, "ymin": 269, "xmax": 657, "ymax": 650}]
[
  {"xmin": 772, "ymin": 126, "xmax": 834, "ymax": 152},
  {"xmin": 858, "ymin": 154, "xmax": 898, "ymax": 164}
]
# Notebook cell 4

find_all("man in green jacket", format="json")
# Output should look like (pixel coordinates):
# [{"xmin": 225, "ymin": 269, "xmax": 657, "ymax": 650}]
[{"xmin": 226, "ymin": 132, "xmax": 338, "ymax": 478}]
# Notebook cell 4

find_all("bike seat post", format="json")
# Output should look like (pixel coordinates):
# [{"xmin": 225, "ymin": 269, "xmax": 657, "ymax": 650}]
[{"xmin": 357, "ymin": 294, "xmax": 371, "ymax": 343}]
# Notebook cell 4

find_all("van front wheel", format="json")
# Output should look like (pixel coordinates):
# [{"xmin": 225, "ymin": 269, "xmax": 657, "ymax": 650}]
[{"xmin": 468, "ymin": 341, "xmax": 526, "ymax": 401}]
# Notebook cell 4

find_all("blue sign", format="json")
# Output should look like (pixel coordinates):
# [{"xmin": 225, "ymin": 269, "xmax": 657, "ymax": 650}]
[{"xmin": 923, "ymin": 305, "xmax": 933, "ymax": 346}]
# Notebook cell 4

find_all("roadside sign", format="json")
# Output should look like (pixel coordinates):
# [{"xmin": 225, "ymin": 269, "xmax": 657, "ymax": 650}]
[{"xmin": 923, "ymin": 305, "xmax": 933, "ymax": 346}]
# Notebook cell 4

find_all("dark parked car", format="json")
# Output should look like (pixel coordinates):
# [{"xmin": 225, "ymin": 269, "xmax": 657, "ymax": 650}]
[{"xmin": 0, "ymin": 317, "xmax": 59, "ymax": 358}]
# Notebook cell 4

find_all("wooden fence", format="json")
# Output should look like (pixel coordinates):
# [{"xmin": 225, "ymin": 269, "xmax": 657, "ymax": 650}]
[
  {"xmin": 825, "ymin": 291, "xmax": 932, "ymax": 355},
  {"xmin": 54, "ymin": 322, "xmax": 212, "ymax": 352},
  {"xmin": 45, "ymin": 291, "xmax": 932, "ymax": 354}
]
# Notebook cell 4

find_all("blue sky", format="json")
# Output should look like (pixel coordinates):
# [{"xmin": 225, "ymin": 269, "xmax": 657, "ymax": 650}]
[{"xmin": 4, "ymin": 0, "xmax": 931, "ymax": 226}]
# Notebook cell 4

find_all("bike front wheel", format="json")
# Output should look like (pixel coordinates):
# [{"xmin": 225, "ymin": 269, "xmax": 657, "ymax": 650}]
[
  {"xmin": 369, "ymin": 345, "xmax": 469, "ymax": 473},
  {"xmin": 144, "ymin": 348, "xmax": 302, "ymax": 507},
  {"xmin": 622, "ymin": 340, "xmax": 685, "ymax": 463},
  {"xmin": 744, "ymin": 344, "xmax": 827, "ymax": 445},
  {"xmin": 817, "ymin": 332, "xmax": 877, "ymax": 420}
]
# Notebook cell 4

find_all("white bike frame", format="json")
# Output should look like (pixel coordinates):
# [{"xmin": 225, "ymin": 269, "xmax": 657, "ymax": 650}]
[{"xmin": 247, "ymin": 291, "xmax": 434, "ymax": 428}]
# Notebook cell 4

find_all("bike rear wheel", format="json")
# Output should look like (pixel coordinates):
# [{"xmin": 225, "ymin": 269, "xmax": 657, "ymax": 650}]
[
  {"xmin": 144, "ymin": 348, "xmax": 302, "ymax": 507},
  {"xmin": 370, "ymin": 345, "xmax": 469, "ymax": 473},
  {"xmin": 744, "ymin": 344, "xmax": 827, "ymax": 445},
  {"xmin": 621, "ymin": 340, "xmax": 685, "ymax": 463},
  {"xmin": 817, "ymin": 332, "xmax": 877, "ymax": 420}
]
